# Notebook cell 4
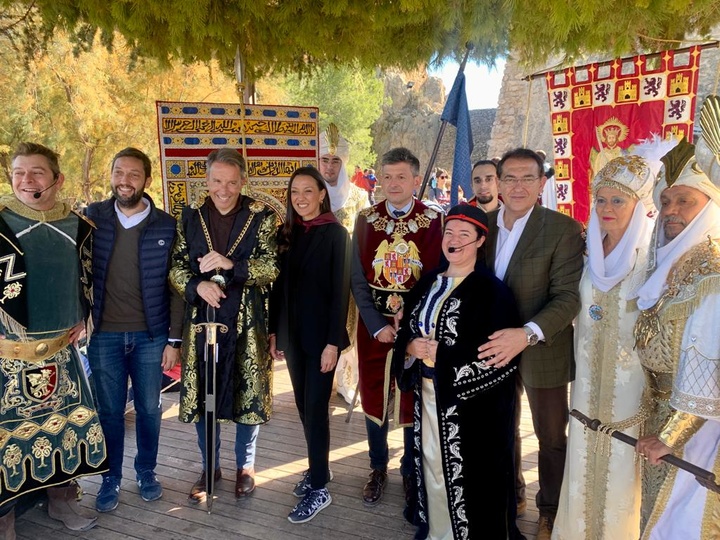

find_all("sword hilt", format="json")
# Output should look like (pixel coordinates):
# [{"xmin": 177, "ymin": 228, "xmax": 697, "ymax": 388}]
[{"xmin": 194, "ymin": 322, "xmax": 229, "ymax": 345}]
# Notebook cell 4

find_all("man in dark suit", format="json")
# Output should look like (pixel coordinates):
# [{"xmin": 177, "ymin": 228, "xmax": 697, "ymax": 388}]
[{"xmin": 479, "ymin": 148, "xmax": 583, "ymax": 540}]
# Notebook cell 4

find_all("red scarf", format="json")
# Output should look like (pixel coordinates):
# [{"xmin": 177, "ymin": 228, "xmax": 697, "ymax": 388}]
[{"xmin": 294, "ymin": 211, "xmax": 338, "ymax": 232}]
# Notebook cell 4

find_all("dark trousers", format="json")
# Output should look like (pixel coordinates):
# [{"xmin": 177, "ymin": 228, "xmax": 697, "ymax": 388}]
[
  {"xmin": 366, "ymin": 417, "xmax": 413, "ymax": 477},
  {"xmin": 514, "ymin": 380, "xmax": 568, "ymax": 519},
  {"xmin": 285, "ymin": 348, "xmax": 336, "ymax": 490}
]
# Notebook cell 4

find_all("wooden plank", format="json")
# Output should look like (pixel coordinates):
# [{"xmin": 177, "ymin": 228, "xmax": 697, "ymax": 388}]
[{"xmin": 17, "ymin": 359, "xmax": 542, "ymax": 539}]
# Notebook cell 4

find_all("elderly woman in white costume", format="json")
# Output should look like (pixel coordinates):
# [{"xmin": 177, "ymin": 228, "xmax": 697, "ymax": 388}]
[{"xmin": 553, "ymin": 152, "xmax": 664, "ymax": 540}]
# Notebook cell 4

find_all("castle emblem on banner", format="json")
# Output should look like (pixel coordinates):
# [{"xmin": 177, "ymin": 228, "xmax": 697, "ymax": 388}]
[{"xmin": 545, "ymin": 46, "xmax": 703, "ymax": 222}]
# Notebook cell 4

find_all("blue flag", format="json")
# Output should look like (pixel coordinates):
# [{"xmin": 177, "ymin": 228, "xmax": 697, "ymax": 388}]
[{"xmin": 440, "ymin": 71, "xmax": 473, "ymax": 206}]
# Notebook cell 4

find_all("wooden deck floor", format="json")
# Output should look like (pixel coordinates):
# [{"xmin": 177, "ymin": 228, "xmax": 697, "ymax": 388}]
[{"xmin": 17, "ymin": 361, "xmax": 541, "ymax": 539}]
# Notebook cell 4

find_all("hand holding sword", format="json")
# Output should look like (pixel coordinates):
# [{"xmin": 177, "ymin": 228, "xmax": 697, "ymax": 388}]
[{"xmin": 570, "ymin": 409, "xmax": 720, "ymax": 494}]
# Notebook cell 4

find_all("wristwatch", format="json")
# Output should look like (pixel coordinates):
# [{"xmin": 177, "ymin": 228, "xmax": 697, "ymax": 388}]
[
  {"xmin": 167, "ymin": 340, "xmax": 182, "ymax": 349},
  {"xmin": 522, "ymin": 325, "xmax": 539, "ymax": 346}
]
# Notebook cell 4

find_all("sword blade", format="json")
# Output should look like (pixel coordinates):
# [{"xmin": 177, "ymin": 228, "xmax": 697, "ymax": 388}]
[{"xmin": 204, "ymin": 338, "xmax": 218, "ymax": 513}]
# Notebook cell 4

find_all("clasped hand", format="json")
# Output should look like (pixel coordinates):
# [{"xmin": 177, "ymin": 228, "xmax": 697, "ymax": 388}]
[
  {"xmin": 196, "ymin": 251, "xmax": 234, "ymax": 308},
  {"xmin": 406, "ymin": 337, "xmax": 438, "ymax": 363},
  {"xmin": 198, "ymin": 250, "xmax": 233, "ymax": 273}
]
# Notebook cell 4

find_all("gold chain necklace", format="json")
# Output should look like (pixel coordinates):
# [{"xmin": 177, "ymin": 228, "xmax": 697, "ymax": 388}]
[{"xmin": 197, "ymin": 208, "xmax": 255, "ymax": 288}]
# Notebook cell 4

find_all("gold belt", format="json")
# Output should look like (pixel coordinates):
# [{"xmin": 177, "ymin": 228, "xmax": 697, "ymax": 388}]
[
  {"xmin": 642, "ymin": 366, "xmax": 673, "ymax": 401},
  {"xmin": 0, "ymin": 332, "xmax": 71, "ymax": 363}
]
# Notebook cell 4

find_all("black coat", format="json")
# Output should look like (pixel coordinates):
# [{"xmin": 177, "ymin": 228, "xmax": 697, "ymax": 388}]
[
  {"xmin": 393, "ymin": 266, "xmax": 525, "ymax": 540},
  {"xmin": 270, "ymin": 222, "xmax": 351, "ymax": 357}
]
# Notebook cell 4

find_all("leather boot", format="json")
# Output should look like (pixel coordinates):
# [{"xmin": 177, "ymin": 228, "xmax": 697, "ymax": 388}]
[
  {"xmin": 0, "ymin": 509, "xmax": 16, "ymax": 540},
  {"xmin": 47, "ymin": 483, "xmax": 97, "ymax": 531}
]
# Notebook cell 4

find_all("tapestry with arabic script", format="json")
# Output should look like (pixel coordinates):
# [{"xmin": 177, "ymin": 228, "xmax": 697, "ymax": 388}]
[
  {"xmin": 156, "ymin": 101, "xmax": 319, "ymax": 219},
  {"xmin": 545, "ymin": 46, "xmax": 702, "ymax": 222}
]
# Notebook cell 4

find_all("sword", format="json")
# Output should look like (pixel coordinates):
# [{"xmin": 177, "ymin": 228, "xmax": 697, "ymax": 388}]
[
  {"xmin": 194, "ymin": 306, "xmax": 228, "ymax": 513},
  {"xmin": 570, "ymin": 409, "xmax": 720, "ymax": 494},
  {"xmin": 345, "ymin": 383, "xmax": 361, "ymax": 423}
]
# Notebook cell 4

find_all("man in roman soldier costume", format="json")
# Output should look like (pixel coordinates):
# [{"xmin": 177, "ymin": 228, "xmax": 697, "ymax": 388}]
[
  {"xmin": 0, "ymin": 142, "xmax": 106, "ymax": 538},
  {"xmin": 318, "ymin": 124, "xmax": 369, "ymax": 406},
  {"xmin": 351, "ymin": 147, "xmax": 442, "ymax": 507},
  {"xmin": 170, "ymin": 148, "xmax": 278, "ymax": 503},
  {"xmin": 634, "ymin": 100, "xmax": 720, "ymax": 539}
]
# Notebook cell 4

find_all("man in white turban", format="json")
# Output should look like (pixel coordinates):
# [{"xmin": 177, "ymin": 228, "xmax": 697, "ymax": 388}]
[
  {"xmin": 318, "ymin": 124, "xmax": 369, "ymax": 405},
  {"xmin": 634, "ymin": 101, "xmax": 720, "ymax": 539}
]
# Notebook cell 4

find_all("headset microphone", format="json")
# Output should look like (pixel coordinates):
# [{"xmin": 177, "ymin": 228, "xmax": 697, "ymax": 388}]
[
  {"xmin": 447, "ymin": 240, "xmax": 478, "ymax": 253},
  {"xmin": 33, "ymin": 178, "xmax": 59, "ymax": 199}
]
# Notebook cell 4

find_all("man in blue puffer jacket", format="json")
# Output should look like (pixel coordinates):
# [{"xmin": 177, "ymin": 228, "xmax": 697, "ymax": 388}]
[{"xmin": 85, "ymin": 147, "xmax": 184, "ymax": 513}]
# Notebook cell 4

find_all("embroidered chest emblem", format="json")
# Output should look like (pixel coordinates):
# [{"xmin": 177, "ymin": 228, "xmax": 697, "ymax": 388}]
[
  {"xmin": 372, "ymin": 233, "xmax": 422, "ymax": 288},
  {"xmin": 23, "ymin": 364, "xmax": 58, "ymax": 403}
]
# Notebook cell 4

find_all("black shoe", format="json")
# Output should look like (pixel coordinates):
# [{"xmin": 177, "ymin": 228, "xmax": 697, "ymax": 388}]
[
  {"xmin": 188, "ymin": 469, "xmax": 221, "ymax": 504},
  {"xmin": 362, "ymin": 469, "xmax": 387, "ymax": 507}
]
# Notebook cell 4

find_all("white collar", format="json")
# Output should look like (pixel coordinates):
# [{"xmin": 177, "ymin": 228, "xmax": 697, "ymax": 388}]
[
  {"xmin": 497, "ymin": 204, "xmax": 534, "ymax": 232},
  {"xmin": 114, "ymin": 197, "xmax": 151, "ymax": 229}
]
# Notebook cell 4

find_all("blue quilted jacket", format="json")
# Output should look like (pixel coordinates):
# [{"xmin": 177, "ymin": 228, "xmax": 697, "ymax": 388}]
[{"xmin": 86, "ymin": 197, "xmax": 177, "ymax": 339}]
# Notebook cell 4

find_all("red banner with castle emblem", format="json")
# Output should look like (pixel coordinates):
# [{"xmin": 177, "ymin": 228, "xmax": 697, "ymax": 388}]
[{"xmin": 545, "ymin": 46, "xmax": 702, "ymax": 222}]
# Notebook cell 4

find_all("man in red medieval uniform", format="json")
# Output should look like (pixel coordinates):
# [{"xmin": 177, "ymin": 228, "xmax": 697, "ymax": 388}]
[{"xmin": 351, "ymin": 147, "xmax": 442, "ymax": 508}]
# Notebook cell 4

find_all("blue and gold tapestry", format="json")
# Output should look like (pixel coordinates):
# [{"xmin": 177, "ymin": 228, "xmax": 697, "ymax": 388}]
[{"xmin": 156, "ymin": 101, "xmax": 320, "ymax": 219}]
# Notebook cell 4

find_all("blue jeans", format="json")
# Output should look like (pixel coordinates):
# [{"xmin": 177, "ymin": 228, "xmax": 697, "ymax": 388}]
[
  {"xmin": 195, "ymin": 420, "xmax": 259, "ymax": 470},
  {"xmin": 88, "ymin": 331, "xmax": 166, "ymax": 479},
  {"xmin": 365, "ymin": 417, "xmax": 413, "ymax": 477}
]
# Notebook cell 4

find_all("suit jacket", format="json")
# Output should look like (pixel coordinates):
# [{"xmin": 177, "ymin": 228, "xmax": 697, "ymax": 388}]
[
  {"xmin": 485, "ymin": 204, "xmax": 584, "ymax": 388},
  {"xmin": 270, "ymin": 221, "xmax": 351, "ymax": 358}
]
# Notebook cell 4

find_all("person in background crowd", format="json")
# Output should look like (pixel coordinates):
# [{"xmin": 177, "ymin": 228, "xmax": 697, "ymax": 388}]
[
  {"xmin": 428, "ymin": 168, "xmax": 450, "ymax": 212},
  {"xmin": 365, "ymin": 168, "xmax": 377, "ymax": 205},
  {"xmin": 536, "ymin": 150, "xmax": 558, "ymax": 210},
  {"xmin": 467, "ymin": 159, "xmax": 501, "ymax": 213},
  {"xmin": 318, "ymin": 124, "xmax": 369, "ymax": 407}
]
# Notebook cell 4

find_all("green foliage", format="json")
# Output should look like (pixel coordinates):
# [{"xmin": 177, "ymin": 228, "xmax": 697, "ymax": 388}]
[
  {"xmin": 4, "ymin": 0, "xmax": 720, "ymax": 72},
  {"xmin": 508, "ymin": 0, "xmax": 720, "ymax": 65},
  {"xmin": 267, "ymin": 63, "xmax": 385, "ymax": 167},
  {"xmin": 0, "ymin": 28, "xmax": 239, "ymax": 205},
  {"xmin": 3, "ymin": 0, "xmax": 509, "ymax": 77}
]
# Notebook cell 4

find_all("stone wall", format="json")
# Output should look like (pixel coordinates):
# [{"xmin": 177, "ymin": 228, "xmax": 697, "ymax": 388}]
[
  {"xmin": 371, "ymin": 69, "xmax": 444, "ymax": 172},
  {"xmin": 371, "ymin": 69, "xmax": 497, "ymax": 177}
]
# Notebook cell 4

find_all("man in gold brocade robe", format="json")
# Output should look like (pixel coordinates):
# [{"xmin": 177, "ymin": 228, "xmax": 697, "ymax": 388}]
[{"xmin": 634, "ymin": 135, "xmax": 720, "ymax": 539}]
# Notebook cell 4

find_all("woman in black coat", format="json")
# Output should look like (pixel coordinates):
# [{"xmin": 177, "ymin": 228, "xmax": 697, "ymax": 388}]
[
  {"xmin": 393, "ymin": 204, "xmax": 525, "ymax": 540},
  {"xmin": 269, "ymin": 166, "xmax": 350, "ymax": 524}
]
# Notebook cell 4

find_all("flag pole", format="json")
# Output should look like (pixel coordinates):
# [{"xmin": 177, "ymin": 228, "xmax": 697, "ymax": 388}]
[{"xmin": 418, "ymin": 43, "xmax": 474, "ymax": 200}]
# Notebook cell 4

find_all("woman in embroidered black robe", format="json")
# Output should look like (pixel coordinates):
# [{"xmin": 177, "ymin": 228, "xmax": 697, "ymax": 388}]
[{"xmin": 394, "ymin": 204, "xmax": 524, "ymax": 540}]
